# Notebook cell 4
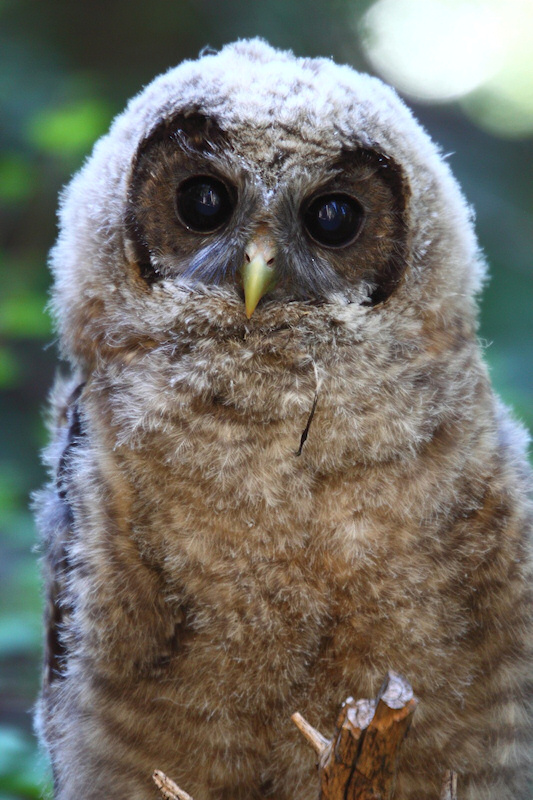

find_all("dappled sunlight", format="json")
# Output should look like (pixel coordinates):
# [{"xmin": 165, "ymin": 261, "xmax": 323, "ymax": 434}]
[{"xmin": 359, "ymin": 0, "xmax": 533, "ymax": 137}]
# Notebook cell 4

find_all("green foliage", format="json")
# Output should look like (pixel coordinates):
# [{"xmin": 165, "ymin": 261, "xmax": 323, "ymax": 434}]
[
  {"xmin": 0, "ymin": 155, "xmax": 36, "ymax": 203},
  {"xmin": 27, "ymin": 99, "xmax": 112, "ymax": 159},
  {"xmin": 0, "ymin": 293, "xmax": 51, "ymax": 340},
  {"xmin": 0, "ymin": 726, "xmax": 51, "ymax": 799},
  {"xmin": 0, "ymin": 347, "xmax": 20, "ymax": 389}
]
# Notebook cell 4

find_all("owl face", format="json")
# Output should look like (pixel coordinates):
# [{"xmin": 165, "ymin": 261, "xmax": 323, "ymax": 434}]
[
  {"xmin": 127, "ymin": 112, "xmax": 409, "ymax": 315},
  {"xmin": 51, "ymin": 38, "xmax": 483, "ymax": 373}
]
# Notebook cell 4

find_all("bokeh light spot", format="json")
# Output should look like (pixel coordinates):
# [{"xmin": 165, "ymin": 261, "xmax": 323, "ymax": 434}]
[{"xmin": 359, "ymin": 0, "xmax": 533, "ymax": 137}]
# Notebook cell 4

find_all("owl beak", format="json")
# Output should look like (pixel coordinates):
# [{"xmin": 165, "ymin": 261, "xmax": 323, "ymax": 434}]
[{"xmin": 240, "ymin": 233, "xmax": 277, "ymax": 318}]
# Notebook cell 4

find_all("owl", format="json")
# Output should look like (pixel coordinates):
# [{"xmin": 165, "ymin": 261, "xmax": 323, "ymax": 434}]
[{"xmin": 35, "ymin": 40, "xmax": 533, "ymax": 800}]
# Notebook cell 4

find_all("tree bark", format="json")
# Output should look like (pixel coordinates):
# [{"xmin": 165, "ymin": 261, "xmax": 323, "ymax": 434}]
[
  {"xmin": 153, "ymin": 671, "xmax": 457, "ymax": 800},
  {"xmin": 153, "ymin": 770, "xmax": 194, "ymax": 800},
  {"xmin": 292, "ymin": 671, "xmax": 418, "ymax": 800}
]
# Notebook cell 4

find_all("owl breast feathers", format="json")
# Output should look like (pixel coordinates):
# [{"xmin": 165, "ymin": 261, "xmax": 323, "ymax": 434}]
[{"xmin": 35, "ymin": 40, "xmax": 533, "ymax": 800}]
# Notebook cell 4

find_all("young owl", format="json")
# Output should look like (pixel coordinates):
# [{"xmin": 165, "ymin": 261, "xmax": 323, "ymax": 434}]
[{"xmin": 35, "ymin": 40, "xmax": 533, "ymax": 800}]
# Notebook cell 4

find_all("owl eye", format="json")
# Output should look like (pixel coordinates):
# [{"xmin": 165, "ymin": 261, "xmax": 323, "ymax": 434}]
[
  {"xmin": 176, "ymin": 175, "xmax": 234, "ymax": 233},
  {"xmin": 303, "ymin": 193, "xmax": 364, "ymax": 248}
]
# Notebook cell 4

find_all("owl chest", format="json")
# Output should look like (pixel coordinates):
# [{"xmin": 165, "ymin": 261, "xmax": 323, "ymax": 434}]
[
  {"xmin": 151, "ymin": 532, "xmax": 469, "ymax": 736},
  {"xmin": 159, "ymin": 537, "xmax": 337, "ymax": 694},
  {"xmin": 101, "ymin": 407, "xmax": 469, "ymax": 709},
  {"xmin": 149, "ymin": 519, "xmax": 418, "ymax": 708}
]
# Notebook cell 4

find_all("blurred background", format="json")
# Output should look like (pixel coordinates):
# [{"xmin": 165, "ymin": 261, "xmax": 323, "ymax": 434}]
[{"xmin": 1, "ymin": 0, "xmax": 532, "ymax": 796}]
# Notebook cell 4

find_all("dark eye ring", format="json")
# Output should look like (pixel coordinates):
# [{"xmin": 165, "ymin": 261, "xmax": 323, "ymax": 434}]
[
  {"xmin": 303, "ymin": 193, "xmax": 365, "ymax": 248},
  {"xmin": 175, "ymin": 175, "xmax": 234, "ymax": 233}
]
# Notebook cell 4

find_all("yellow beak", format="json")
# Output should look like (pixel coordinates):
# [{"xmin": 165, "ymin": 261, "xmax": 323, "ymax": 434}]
[{"xmin": 239, "ymin": 232, "xmax": 277, "ymax": 318}]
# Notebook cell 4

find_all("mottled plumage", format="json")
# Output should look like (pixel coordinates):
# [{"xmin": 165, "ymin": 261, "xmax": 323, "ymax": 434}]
[{"xmin": 35, "ymin": 40, "xmax": 533, "ymax": 800}]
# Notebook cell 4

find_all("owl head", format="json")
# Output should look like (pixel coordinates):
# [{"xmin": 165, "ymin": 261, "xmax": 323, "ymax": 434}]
[
  {"xmin": 51, "ymin": 38, "xmax": 484, "ymax": 359},
  {"xmin": 49, "ymin": 40, "xmax": 487, "ymax": 467}
]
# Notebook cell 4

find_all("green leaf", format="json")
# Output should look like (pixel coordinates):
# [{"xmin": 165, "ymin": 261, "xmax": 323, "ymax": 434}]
[
  {"xmin": 0, "ymin": 155, "xmax": 36, "ymax": 203},
  {"xmin": 0, "ymin": 726, "xmax": 51, "ymax": 798},
  {"xmin": 0, "ymin": 347, "xmax": 20, "ymax": 388},
  {"xmin": 0, "ymin": 293, "xmax": 51, "ymax": 338},
  {"xmin": 27, "ymin": 99, "xmax": 112, "ymax": 158}
]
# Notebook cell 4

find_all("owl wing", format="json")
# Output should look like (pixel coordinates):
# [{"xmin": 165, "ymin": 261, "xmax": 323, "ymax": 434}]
[{"xmin": 40, "ymin": 381, "xmax": 86, "ymax": 689}]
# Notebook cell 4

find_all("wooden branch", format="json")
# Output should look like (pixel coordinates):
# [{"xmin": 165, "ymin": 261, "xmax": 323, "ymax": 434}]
[
  {"xmin": 440, "ymin": 770, "xmax": 458, "ymax": 800},
  {"xmin": 152, "ymin": 770, "xmax": 194, "ymax": 800},
  {"xmin": 291, "ymin": 711, "xmax": 330, "ymax": 756},
  {"xmin": 293, "ymin": 671, "xmax": 418, "ymax": 800},
  {"xmin": 153, "ymin": 672, "xmax": 458, "ymax": 800}
]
